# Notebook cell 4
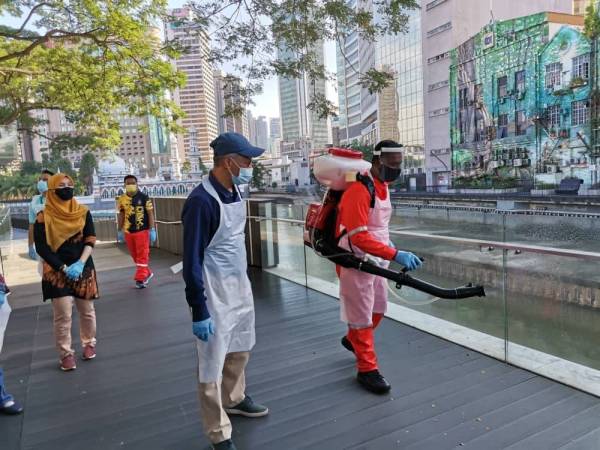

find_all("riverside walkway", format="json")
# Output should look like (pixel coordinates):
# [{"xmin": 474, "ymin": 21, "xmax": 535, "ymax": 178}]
[{"xmin": 1, "ymin": 244, "xmax": 600, "ymax": 449}]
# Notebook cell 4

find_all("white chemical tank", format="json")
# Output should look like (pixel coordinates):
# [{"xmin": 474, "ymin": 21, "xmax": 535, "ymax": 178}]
[{"xmin": 313, "ymin": 148, "xmax": 371, "ymax": 191}]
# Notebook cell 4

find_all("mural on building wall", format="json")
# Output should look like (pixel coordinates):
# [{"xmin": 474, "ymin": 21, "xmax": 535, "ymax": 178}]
[{"xmin": 450, "ymin": 12, "xmax": 595, "ymax": 186}]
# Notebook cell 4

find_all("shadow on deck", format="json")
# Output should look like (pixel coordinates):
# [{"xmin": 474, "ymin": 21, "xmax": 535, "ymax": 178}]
[{"xmin": 1, "ymin": 246, "xmax": 600, "ymax": 449}]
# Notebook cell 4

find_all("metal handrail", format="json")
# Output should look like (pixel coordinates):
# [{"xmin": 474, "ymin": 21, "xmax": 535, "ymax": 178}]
[{"xmin": 246, "ymin": 215, "xmax": 600, "ymax": 261}]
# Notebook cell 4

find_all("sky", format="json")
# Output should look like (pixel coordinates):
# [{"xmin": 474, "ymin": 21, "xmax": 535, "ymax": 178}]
[{"xmin": 0, "ymin": 3, "xmax": 338, "ymax": 122}]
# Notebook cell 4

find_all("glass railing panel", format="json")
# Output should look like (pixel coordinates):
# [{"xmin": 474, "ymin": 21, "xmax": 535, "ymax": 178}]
[
  {"xmin": 505, "ymin": 248, "xmax": 600, "ymax": 395},
  {"xmin": 388, "ymin": 231, "xmax": 506, "ymax": 359},
  {"xmin": 259, "ymin": 203, "xmax": 307, "ymax": 286}
]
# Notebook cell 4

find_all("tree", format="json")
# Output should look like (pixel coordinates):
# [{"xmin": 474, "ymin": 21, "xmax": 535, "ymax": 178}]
[
  {"xmin": 20, "ymin": 160, "xmax": 42, "ymax": 176},
  {"xmin": 585, "ymin": 3, "xmax": 600, "ymax": 39},
  {"xmin": 0, "ymin": 1, "xmax": 185, "ymax": 149},
  {"xmin": 251, "ymin": 161, "xmax": 267, "ymax": 189},
  {"xmin": 79, "ymin": 152, "xmax": 98, "ymax": 195},
  {"xmin": 181, "ymin": 160, "xmax": 192, "ymax": 175},
  {"xmin": 347, "ymin": 141, "xmax": 374, "ymax": 161},
  {"xmin": 187, "ymin": 0, "xmax": 418, "ymax": 118},
  {"xmin": 198, "ymin": 158, "xmax": 208, "ymax": 175}
]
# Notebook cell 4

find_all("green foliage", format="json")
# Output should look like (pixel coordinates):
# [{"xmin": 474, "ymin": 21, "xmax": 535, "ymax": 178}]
[
  {"xmin": 251, "ymin": 161, "xmax": 267, "ymax": 189},
  {"xmin": 346, "ymin": 141, "xmax": 374, "ymax": 161},
  {"xmin": 198, "ymin": 158, "xmax": 208, "ymax": 175},
  {"xmin": 0, "ymin": 172, "xmax": 37, "ymax": 200},
  {"xmin": 20, "ymin": 160, "xmax": 42, "ymax": 176},
  {"xmin": 191, "ymin": 0, "xmax": 418, "ymax": 118},
  {"xmin": 453, "ymin": 175, "xmax": 521, "ymax": 189},
  {"xmin": 0, "ymin": 1, "xmax": 185, "ymax": 150},
  {"xmin": 585, "ymin": 3, "xmax": 600, "ymax": 39},
  {"xmin": 181, "ymin": 160, "xmax": 192, "ymax": 174}
]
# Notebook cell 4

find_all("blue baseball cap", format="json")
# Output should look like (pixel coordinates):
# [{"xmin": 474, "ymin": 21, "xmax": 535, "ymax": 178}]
[{"xmin": 210, "ymin": 132, "xmax": 265, "ymax": 159}]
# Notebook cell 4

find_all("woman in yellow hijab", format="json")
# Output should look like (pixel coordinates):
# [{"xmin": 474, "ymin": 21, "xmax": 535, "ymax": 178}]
[{"xmin": 33, "ymin": 173, "xmax": 99, "ymax": 372}]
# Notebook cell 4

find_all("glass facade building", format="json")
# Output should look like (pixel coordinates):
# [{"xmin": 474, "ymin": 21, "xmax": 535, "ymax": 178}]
[{"xmin": 375, "ymin": 6, "xmax": 424, "ymax": 147}]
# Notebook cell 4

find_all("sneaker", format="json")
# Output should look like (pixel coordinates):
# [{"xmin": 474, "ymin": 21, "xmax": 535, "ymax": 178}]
[
  {"xmin": 82, "ymin": 345, "xmax": 96, "ymax": 360},
  {"xmin": 213, "ymin": 439, "xmax": 237, "ymax": 450},
  {"xmin": 142, "ymin": 272, "xmax": 154, "ymax": 287},
  {"xmin": 357, "ymin": 370, "xmax": 391, "ymax": 395},
  {"xmin": 135, "ymin": 280, "xmax": 145, "ymax": 289},
  {"xmin": 0, "ymin": 400, "xmax": 24, "ymax": 415},
  {"xmin": 224, "ymin": 395, "xmax": 269, "ymax": 418},
  {"xmin": 60, "ymin": 354, "xmax": 76, "ymax": 371},
  {"xmin": 341, "ymin": 336, "xmax": 355, "ymax": 353}
]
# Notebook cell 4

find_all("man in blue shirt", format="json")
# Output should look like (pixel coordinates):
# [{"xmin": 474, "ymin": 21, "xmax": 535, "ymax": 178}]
[
  {"xmin": 182, "ymin": 132, "xmax": 268, "ymax": 450},
  {"xmin": 28, "ymin": 169, "xmax": 53, "ymax": 260}
]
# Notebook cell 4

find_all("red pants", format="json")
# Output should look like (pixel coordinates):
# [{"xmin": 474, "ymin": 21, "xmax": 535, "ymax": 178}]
[
  {"xmin": 347, "ymin": 313, "xmax": 384, "ymax": 373},
  {"xmin": 124, "ymin": 230, "xmax": 151, "ymax": 282}
]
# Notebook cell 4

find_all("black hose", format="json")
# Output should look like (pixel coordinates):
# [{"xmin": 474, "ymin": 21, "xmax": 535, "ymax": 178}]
[{"xmin": 320, "ymin": 249, "xmax": 486, "ymax": 300}]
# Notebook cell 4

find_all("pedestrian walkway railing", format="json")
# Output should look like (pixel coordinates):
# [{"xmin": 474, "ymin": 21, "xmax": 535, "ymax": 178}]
[{"xmin": 247, "ymin": 202, "xmax": 600, "ymax": 398}]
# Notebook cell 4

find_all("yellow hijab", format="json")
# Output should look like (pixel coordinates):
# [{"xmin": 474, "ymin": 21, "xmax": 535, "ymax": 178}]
[{"xmin": 44, "ymin": 174, "xmax": 89, "ymax": 252}]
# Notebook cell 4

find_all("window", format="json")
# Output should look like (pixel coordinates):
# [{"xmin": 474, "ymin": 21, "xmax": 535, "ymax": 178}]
[
  {"xmin": 546, "ymin": 105, "xmax": 560, "ymax": 128},
  {"xmin": 497, "ymin": 114, "xmax": 508, "ymax": 138},
  {"xmin": 515, "ymin": 111, "xmax": 527, "ymax": 136},
  {"xmin": 545, "ymin": 63, "xmax": 562, "ymax": 88},
  {"xmin": 474, "ymin": 84, "xmax": 483, "ymax": 104},
  {"xmin": 572, "ymin": 54, "xmax": 590, "ymax": 80},
  {"xmin": 498, "ymin": 76, "xmax": 508, "ymax": 98},
  {"xmin": 426, "ymin": 0, "xmax": 449, "ymax": 10},
  {"xmin": 459, "ymin": 87, "xmax": 469, "ymax": 109},
  {"xmin": 515, "ymin": 70, "xmax": 526, "ymax": 93},
  {"xmin": 572, "ymin": 100, "xmax": 589, "ymax": 126},
  {"xmin": 427, "ymin": 51, "xmax": 450, "ymax": 64},
  {"xmin": 427, "ymin": 22, "xmax": 452, "ymax": 38},
  {"xmin": 474, "ymin": 112, "xmax": 485, "ymax": 142}
]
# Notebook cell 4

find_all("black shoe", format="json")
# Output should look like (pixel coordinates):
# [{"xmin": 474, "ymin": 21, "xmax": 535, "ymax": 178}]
[
  {"xmin": 213, "ymin": 439, "xmax": 237, "ymax": 450},
  {"xmin": 135, "ymin": 281, "xmax": 145, "ymax": 289},
  {"xmin": 224, "ymin": 395, "xmax": 268, "ymax": 417},
  {"xmin": 0, "ymin": 400, "xmax": 24, "ymax": 415},
  {"xmin": 341, "ymin": 336, "xmax": 355, "ymax": 353},
  {"xmin": 357, "ymin": 370, "xmax": 391, "ymax": 395}
]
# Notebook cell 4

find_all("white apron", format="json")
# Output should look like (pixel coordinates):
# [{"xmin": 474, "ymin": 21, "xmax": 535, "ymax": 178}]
[
  {"xmin": 0, "ymin": 299, "xmax": 11, "ymax": 354},
  {"xmin": 338, "ymin": 180, "xmax": 392, "ymax": 327},
  {"xmin": 196, "ymin": 176, "xmax": 255, "ymax": 383}
]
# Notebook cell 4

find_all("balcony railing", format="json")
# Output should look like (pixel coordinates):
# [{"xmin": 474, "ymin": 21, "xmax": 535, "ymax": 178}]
[{"xmin": 248, "ymin": 202, "xmax": 600, "ymax": 397}]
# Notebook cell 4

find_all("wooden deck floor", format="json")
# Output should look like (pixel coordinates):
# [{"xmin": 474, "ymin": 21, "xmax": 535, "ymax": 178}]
[{"xmin": 1, "ymin": 246, "xmax": 600, "ymax": 449}]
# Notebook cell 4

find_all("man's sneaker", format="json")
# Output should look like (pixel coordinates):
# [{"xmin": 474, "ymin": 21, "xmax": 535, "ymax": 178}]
[
  {"xmin": 142, "ymin": 272, "xmax": 154, "ymax": 287},
  {"xmin": 357, "ymin": 370, "xmax": 391, "ymax": 395},
  {"xmin": 82, "ymin": 345, "xmax": 96, "ymax": 360},
  {"xmin": 0, "ymin": 400, "xmax": 24, "ymax": 415},
  {"xmin": 60, "ymin": 355, "xmax": 76, "ymax": 371},
  {"xmin": 213, "ymin": 439, "xmax": 237, "ymax": 450},
  {"xmin": 341, "ymin": 336, "xmax": 355, "ymax": 353},
  {"xmin": 224, "ymin": 396, "xmax": 269, "ymax": 418},
  {"xmin": 135, "ymin": 280, "xmax": 145, "ymax": 289}
]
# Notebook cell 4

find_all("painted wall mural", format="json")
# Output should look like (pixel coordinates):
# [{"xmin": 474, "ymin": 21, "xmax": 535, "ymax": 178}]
[{"xmin": 450, "ymin": 12, "xmax": 597, "ymax": 186}]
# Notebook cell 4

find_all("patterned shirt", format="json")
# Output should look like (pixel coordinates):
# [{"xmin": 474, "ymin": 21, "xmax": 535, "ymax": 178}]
[{"xmin": 116, "ymin": 191, "xmax": 153, "ymax": 233}]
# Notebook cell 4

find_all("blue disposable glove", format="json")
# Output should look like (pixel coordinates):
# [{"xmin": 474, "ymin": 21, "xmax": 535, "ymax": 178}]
[
  {"xmin": 150, "ymin": 228, "xmax": 157, "ymax": 244},
  {"xmin": 0, "ymin": 292, "xmax": 5, "ymax": 307},
  {"xmin": 394, "ymin": 251, "xmax": 422, "ymax": 271},
  {"xmin": 193, "ymin": 318, "xmax": 215, "ymax": 342},
  {"xmin": 65, "ymin": 260, "xmax": 85, "ymax": 280},
  {"xmin": 28, "ymin": 245, "xmax": 37, "ymax": 260},
  {"xmin": 117, "ymin": 230, "xmax": 124, "ymax": 243}
]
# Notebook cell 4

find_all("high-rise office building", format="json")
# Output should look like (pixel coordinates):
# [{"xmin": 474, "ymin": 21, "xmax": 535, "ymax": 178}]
[
  {"xmin": 0, "ymin": 124, "xmax": 19, "ymax": 167},
  {"xmin": 213, "ymin": 70, "xmax": 250, "ymax": 136},
  {"xmin": 573, "ymin": 0, "xmax": 594, "ymax": 14},
  {"xmin": 255, "ymin": 116, "xmax": 269, "ymax": 150},
  {"xmin": 376, "ymin": 6, "xmax": 423, "ymax": 147},
  {"xmin": 269, "ymin": 118, "xmax": 281, "ymax": 139},
  {"xmin": 421, "ymin": 0, "xmax": 571, "ymax": 186},
  {"xmin": 278, "ymin": 42, "xmax": 330, "ymax": 157},
  {"xmin": 336, "ymin": 0, "xmax": 378, "ymax": 145},
  {"xmin": 166, "ymin": 7, "xmax": 218, "ymax": 166}
]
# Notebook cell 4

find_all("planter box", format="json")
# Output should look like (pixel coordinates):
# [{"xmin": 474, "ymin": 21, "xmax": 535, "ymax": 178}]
[
  {"xmin": 531, "ymin": 189, "xmax": 555, "ymax": 195},
  {"xmin": 452, "ymin": 188, "xmax": 521, "ymax": 194}
]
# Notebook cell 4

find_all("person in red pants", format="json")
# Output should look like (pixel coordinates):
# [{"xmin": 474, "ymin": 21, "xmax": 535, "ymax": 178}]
[
  {"xmin": 336, "ymin": 140, "xmax": 422, "ymax": 394},
  {"xmin": 117, "ymin": 175, "xmax": 156, "ymax": 289}
]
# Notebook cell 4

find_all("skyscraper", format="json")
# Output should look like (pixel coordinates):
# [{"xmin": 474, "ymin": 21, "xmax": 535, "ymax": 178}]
[
  {"xmin": 336, "ymin": 0, "xmax": 378, "ymax": 145},
  {"xmin": 166, "ymin": 7, "xmax": 218, "ymax": 166},
  {"xmin": 213, "ymin": 70, "xmax": 250, "ymax": 136},
  {"xmin": 421, "ymin": 0, "xmax": 572, "ymax": 186},
  {"xmin": 278, "ymin": 41, "xmax": 330, "ymax": 157},
  {"xmin": 255, "ymin": 116, "xmax": 269, "ymax": 150},
  {"xmin": 269, "ymin": 118, "xmax": 281, "ymax": 139}
]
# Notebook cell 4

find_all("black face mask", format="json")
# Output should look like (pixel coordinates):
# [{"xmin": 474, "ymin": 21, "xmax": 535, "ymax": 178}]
[
  {"xmin": 379, "ymin": 164, "xmax": 402, "ymax": 182},
  {"xmin": 55, "ymin": 187, "xmax": 74, "ymax": 201}
]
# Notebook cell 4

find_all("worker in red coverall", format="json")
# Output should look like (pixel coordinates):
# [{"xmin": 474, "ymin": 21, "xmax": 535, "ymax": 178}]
[{"xmin": 336, "ymin": 140, "xmax": 422, "ymax": 394}]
